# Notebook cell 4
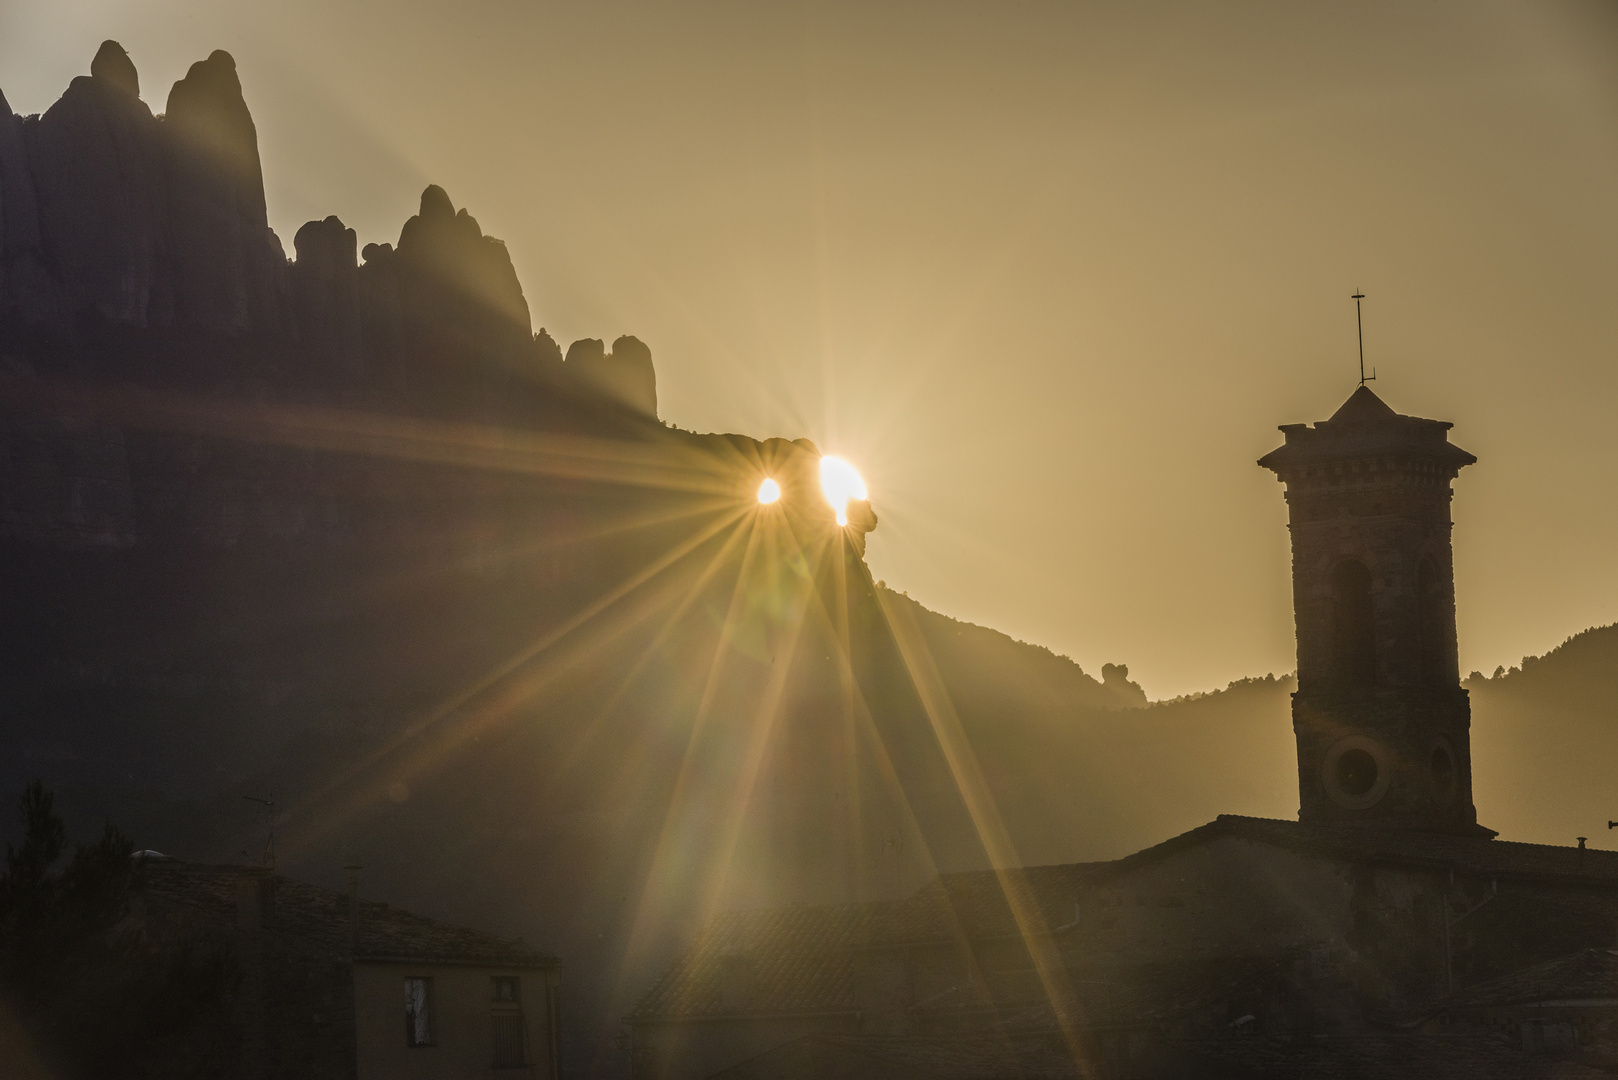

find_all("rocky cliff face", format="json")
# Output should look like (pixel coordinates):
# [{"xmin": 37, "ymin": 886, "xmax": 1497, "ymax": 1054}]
[
  {"xmin": 0, "ymin": 87, "xmax": 58, "ymax": 325},
  {"xmin": 0, "ymin": 41, "xmax": 664, "ymax": 552},
  {"xmin": 0, "ymin": 40, "xmax": 653, "ymax": 416}
]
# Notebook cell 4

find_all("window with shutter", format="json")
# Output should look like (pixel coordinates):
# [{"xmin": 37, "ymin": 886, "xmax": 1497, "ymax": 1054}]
[
  {"xmin": 404, "ymin": 977, "xmax": 434, "ymax": 1047},
  {"xmin": 491, "ymin": 1012, "xmax": 526, "ymax": 1067}
]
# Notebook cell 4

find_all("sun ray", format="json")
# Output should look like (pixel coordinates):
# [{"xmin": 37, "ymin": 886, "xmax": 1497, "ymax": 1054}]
[
  {"xmin": 785, "ymin": 539, "xmax": 1029, "ymax": 1044},
  {"xmin": 1, "ymin": 375, "xmax": 755, "ymax": 496},
  {"xmin": 278, "ymin": 503, "xmax": 753, "ymax": 853},
  {"xmin": 604, "ymin": 517, "xmax": 776, "ymax": 1035},
  {"xmin": 873, "ymin": 580, "xmax": 1094, "ymax": 1073},
  {"xmin": 682, "ymin": 515, "xmax": 833, "ymax": 938},
  {"xmin": 550, "ymin": 515, "xmax": 757, "ymax": 780}
]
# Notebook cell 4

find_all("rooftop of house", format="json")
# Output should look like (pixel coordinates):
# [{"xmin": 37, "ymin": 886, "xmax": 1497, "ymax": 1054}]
[
  {"xmin": 1445, "ymin": 948, "xmax": 1618, "ymax": 1010},
  {"xmin": 706, "ymin": 1031, "xmax": 1609, "ymax": 1080},
  {"xmin": 1173, "ymin": 1032, "xmax": 1613, "ymax": 1080},
  {"xmin": 1141, "ymin": 816, "xmax": 1618, "ymax": 888},
  {"xmin": 705, "ymin": 1032, "xmax": 1082, "ymax": 1080},
  {"xmin": 137, "ymin": 857, "xmax": 556, "ymax": 968},
  {"xmin": 887, "ymin": 816, "xmax": 1618, "ymax": 946},
  {"xmin": 628, "ymin": 900, "xmax": 883, "ymax": 1021}
]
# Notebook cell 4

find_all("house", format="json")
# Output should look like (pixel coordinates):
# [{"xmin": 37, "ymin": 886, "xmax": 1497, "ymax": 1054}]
[
  {"xmin": 627, "ymin": 388, "xmax": 1618, "ymax": 1079},
  {"xmin": 1434, "ymin": 947, "xmax": 1618, "ymax": 1063},
  {"xmin": 133, "ymin": 858, "xmax": 561, "ymax": 1079}
]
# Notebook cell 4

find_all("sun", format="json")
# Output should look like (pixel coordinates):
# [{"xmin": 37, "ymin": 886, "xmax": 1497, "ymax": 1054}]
[
  {"xmin": 756, "ymin": 477, "xmax": 781, "ymax": 505},
  {"xmin": 818, "ymin": 457, "xmax": 867, "ymax": 527}
]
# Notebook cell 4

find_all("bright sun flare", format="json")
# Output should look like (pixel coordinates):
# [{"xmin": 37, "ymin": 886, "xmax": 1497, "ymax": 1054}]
[
  {"xmin": 818, "ymin": 456, "xmax": 868, "ymax": 527},
  {"xmin": 756, "ymin": 477, "xmax": 781, "ymax": 505}
]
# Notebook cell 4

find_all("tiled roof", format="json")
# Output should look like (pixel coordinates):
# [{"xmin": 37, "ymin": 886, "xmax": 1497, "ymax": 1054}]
[
  {"xmin": 1448, "ymin": 949, "xmax": 1618, "ymax": 1009},
  {"xmin": 706, "ymin": 1033, "xmax": 1082, "ymax": 1080},
  {"xmin": 628, "ymin": 902, "xmax": 883, "ymax": 1020},
  {"xmin": 876, "ymin": 863, "xmax": 1109, "ymax": 944},
  {"xmin": 1114, "ymin": 816, "xmax": 1618, "ymax": 887},
  {"xmin": 860, "ymin": 816, "xmax": 1618, "ymax": 948},
  {"xmin": 914, "ymin": 958, "xmax": 1279, "ymax": 1031},
  {"xmin": 710, "ymin": 1031, "xmax": 1612, "ymax": 1080},
  {"xmin": 137, "ymin": 858, "xmax": 555, "ymax": 968},
  {"xmin": 629, "ymin": 879, "xmax": 1272, "ymax": 1027},
  {"xmin": 1173, "ymin": 1032, "xmax": 1613, "ymax": 1079}
]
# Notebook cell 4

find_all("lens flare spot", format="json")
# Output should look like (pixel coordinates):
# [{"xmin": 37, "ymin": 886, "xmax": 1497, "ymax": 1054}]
[
  {"xmin": 819, "ymin": 456, "xmax": 867, "ymax": 527},
  {"xmin": 757, "ymin": 477, "xmax": 781, "ymax": 505}
]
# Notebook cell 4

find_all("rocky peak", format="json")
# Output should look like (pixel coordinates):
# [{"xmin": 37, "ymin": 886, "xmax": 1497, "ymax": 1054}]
[
  {"xmin": 383, "ymin": 184, "xmax": 532, "ymax": 361},
  {"xmin": 90, "ymin": 40, "xmax": 140, "ymax": 98},
  {"xmin": 417, "ymin": 183, "xmax": 455, "ymax": 223},
  {"xmin": 0, "ymin": 86, "xmax": 56, "ymax": 322},
  {"xmin": 164, "ymin": 47, "xmax": 287, "ymax": 336},
  {"xmin": 564, "ymin": 337, "xmax": 604, "ymax": 365},
  {"xmin": 31, "ymin": 46, "xmax": 168, "ymax": 326},
  {"xmin": 165, "ymin": 50, "xmax": 260, "ymax": 194},
  {"xmin": 290, "ymin": 216, "xmax": 360, "ymax": 371},
  {"xmin": 4, "ymin": 43, "xmax": 660, "ymax": 422},
  {"xmin": 564, "ymin": 334, "xmax": 658, "ymax": 418},
  {"xmin": 0, "ymin": 88, "xmax": 41, "ymax": 256}
]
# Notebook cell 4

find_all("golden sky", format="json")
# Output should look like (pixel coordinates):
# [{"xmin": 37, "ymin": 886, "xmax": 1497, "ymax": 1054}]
[{"xmin": 4, "ymin": 1, "xmax": 1616, "ymax": 697}]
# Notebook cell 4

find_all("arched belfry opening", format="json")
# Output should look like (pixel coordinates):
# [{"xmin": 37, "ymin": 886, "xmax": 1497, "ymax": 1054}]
[
  {"xmin": 1329, "ymin": 559, "xmax": 1375, "ymax": 691},
  {"xmin": 1259, "ymin": 385, "xmax": 1490, "ymax": 836}
]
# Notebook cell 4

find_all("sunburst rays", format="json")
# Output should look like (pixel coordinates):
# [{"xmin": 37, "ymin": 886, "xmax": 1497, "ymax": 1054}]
[
  {"xmin": 875, "ymin": 585, "xmax": 1094, "ymax": 1071},
  {"xmin": 10, "ymin": 370, "xmax": 1099, "ymax": 1071}
]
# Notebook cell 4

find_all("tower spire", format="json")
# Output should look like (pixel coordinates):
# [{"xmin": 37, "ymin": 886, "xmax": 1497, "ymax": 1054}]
[{"xmin": 1352, "ymin": 291, "xmax": 1375, "ymax": 387}]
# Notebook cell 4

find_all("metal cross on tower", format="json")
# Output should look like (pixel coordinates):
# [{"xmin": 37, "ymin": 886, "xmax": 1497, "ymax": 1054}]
[{"xmin": 1352, "ymin": 291, "xmax": 1375, "ymax": 387}]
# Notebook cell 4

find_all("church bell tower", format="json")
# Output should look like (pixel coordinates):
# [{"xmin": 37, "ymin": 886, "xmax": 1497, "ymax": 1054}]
[{"xmin": 1259, "ymin": 386, "xmax": 1490, "ymax": 835}]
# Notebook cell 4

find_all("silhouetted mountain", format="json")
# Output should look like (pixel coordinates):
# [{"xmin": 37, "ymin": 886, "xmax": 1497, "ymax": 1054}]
[{"xmin": 0, "ymin": 41, "xmax": 1154, "ymax": 1076}]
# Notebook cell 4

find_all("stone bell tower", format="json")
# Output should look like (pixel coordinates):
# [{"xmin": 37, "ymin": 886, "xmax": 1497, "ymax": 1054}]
[{"xmin": 1259, "ymin": 386, "xmax": 1490, "ymax": 835}]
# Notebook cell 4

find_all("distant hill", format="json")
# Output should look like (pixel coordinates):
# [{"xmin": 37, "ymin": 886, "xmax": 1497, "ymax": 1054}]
[
  {"xmin": 874, "ymin": 586, "xmax": 1298, "ymax": 865},
  {"xmin": 1468, "ymin": 624, "xmax": 1618, "ymax": 848}
]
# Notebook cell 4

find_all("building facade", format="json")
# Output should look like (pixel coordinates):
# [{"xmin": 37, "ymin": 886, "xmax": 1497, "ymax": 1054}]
[{"xmin": 135, "ymin": 859, "xmax": 561, "ymax": 1079}]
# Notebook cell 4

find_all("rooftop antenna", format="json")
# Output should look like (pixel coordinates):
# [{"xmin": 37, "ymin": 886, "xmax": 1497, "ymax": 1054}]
[
  {"xmin": 1352, "ymin": 290, "xmax": 1375, "ymax": 388},
  {"xmin": 243, "ymin": 794, "xmax": 276, "ymax": 870}
]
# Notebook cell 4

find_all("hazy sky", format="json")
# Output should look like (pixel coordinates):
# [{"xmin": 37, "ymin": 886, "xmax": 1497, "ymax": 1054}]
[{"xmin": 4, "ymin": 1, "xmax": 1616, "ymax": 697}]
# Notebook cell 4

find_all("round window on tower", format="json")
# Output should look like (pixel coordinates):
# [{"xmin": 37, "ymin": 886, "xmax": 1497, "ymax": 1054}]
[
  {"xmin": 1322, "ymin": 736, "xmax": 1391, "ymax": 810},
  {"xmin": 1430, "ymin": 741, "xmax": 1457, "ymax": 805}
]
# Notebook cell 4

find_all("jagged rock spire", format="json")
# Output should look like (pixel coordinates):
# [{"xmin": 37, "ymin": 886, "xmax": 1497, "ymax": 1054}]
[
  {"xmin": 31, "ymin": 42, "xmax": 169, "ymax": 326},
  {"xmin": 90, "ymin": 40, "xmax": 139, "ymax": 98},
  {"xmin": 165, "ymin": 48, "xmax": 288, "ymax": 335}
]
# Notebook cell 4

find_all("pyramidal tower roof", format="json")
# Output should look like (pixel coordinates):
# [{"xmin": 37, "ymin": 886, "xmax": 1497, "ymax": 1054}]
[
  {"xmin": 1257, "ymin": 386, "xmax": 1476, "ymax": 475},
  {"xmin": 1326, "ymin": 384, "xmax": 1400, "ymax": 425}
]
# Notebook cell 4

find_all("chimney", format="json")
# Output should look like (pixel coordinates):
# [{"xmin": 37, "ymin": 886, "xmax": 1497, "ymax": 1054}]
[{"xmin": 1578, "ymin": 837, "xmax": 1588, "ymax": 868}]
